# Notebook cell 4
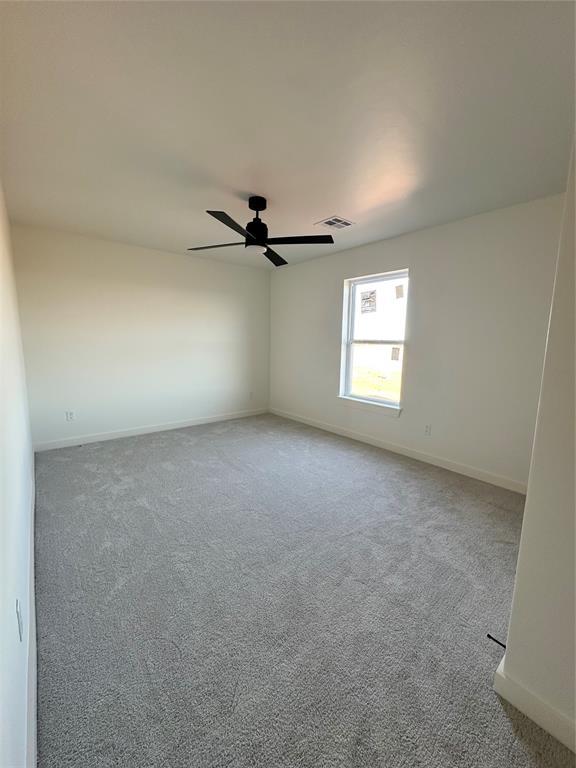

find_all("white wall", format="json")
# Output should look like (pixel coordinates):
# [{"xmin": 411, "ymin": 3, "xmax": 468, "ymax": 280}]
[
  {"xmin": 494, "ymin": 155, "xmax": 575, "ymax": 750},
  {"xmin": 0, "ymin": 183, "xmax": 36, "ymax": 765},
  {"xmin": 11, "ymin": 225, "xmax": 270, "ymax": 449},
  {"xmin": 270, "ymin": 195, "xmax": 564, "ymax": 492}
]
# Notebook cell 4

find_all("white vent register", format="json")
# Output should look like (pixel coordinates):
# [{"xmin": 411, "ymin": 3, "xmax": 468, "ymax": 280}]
[{"xmin": 316, "ymin": 216, "xmax": 354, "ymax": 230}]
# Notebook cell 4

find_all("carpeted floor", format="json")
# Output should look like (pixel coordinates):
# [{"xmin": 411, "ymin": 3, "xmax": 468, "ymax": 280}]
[{"xmin": 35, "ymin": 414, "xmax": 574, "ymax": 768}]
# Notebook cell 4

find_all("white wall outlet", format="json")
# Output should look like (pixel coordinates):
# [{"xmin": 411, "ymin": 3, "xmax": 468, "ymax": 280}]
[
  {"xmin": 424, "ymin": 424, "xmax": 432, "ymax": 436},
  {"xmin": 65, "ymin": 410, "xmax": 75, "ymax": 422}
]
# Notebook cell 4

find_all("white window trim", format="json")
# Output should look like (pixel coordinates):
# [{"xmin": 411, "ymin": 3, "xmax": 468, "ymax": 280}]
[
  {"xmin": 340, "ymin": 269, "xmax": 409, "ymax": 410},
  {"xmin": 337, "ymin": 394, "xmax": 402, "ymax": 415}
]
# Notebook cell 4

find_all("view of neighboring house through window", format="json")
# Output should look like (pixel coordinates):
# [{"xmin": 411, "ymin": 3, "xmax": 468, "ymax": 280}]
[{"xmin": 341, "ymin": 269, "xmax": 409, "ymax": 406}]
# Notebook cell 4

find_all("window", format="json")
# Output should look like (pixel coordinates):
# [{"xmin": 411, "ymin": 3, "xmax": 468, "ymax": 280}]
[{"xmin": 340, "ymin": 269, "xmax": 409, "ymax": 407}]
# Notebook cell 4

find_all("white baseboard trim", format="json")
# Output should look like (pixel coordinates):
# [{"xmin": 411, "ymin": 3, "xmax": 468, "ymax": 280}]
[
  {"xmin": 34, "ymin": 408, "xmax": 268, "ymax": 451},
  {"xmin": 494, "ymin": 658, "xmax": 575, "ymax": 752},
  {"xmin": 269, "ymin": 407, "xmax": 527, "ymax": 493}
]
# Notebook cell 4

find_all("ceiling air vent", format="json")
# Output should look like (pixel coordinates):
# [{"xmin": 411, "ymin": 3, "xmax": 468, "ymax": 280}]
[{"xmin": 315, "ymin": 215, "xmax": 354, "ymax": 230}]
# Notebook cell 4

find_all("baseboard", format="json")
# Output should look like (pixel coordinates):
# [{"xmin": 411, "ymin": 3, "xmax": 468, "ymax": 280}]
[
  {"xmin": 494, "ymin": 658, "xmax": 575, "ymax": 752},
  {"xmin": 34, "ymin": 406, "xmax": 527, "ymax": 492},
  {"xmin": 269, "ymin": 407, "xmax": 527, "ymax": 494},
  {"xmin": 34, "ymin": 408, "xmax": 268, "ymax": 451}
]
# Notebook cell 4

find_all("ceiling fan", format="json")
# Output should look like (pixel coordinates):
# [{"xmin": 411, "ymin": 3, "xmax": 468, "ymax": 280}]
[{"xmin": 188, "ymin": 196, "xmax": 334, "ymax": 267}]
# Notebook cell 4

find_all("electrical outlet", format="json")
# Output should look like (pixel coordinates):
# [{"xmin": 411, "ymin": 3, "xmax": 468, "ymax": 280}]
[
  {"xmin": 424, "ymin": 424, "xmax": 432, "ymax": 437},
  {"xmin": 65, "ymin": 410, "xmax": 75, "ymax": 422}
]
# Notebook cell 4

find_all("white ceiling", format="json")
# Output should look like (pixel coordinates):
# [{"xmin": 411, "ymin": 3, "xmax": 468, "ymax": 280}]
[{"xmin": 0, "ymin": 2, "xmax": 574, "ymax": 269}]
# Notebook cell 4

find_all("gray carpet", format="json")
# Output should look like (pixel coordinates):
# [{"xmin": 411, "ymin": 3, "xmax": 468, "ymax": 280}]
[{"xmin": 35, "ymin": 414, "xmax": 574, "ymax": 768}]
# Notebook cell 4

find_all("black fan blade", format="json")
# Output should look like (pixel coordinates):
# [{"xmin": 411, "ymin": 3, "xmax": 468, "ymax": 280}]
[
  {"xmin": 206, "ymin": 210, "xmax": 255, "ymax": 240},
  {"xmin": 264, "ymin": 247, "xmax": 288, "ymax": 267},
  {"xmin": 266, "ymin": 235, "xmax": 334, "ymax": 245},
  {"xmin": 188, "ymin": 242, "xmax": 243, "ymax": 251}
]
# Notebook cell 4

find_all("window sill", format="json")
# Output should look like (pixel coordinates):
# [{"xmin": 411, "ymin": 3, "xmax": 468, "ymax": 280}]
[{"xmin": 338, "ymin": 395, "xmax": 402, "ymax": 416}]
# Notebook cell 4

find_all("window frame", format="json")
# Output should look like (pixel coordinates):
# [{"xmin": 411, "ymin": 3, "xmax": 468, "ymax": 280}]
[{"xmin": 340, "ymin": 269, "xmax": 409, "ymax": 410}]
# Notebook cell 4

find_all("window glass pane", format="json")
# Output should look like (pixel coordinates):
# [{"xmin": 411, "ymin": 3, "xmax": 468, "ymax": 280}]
[
  {"xmin": 352, "ymin": 275, "xmax": 408, "ymax": 341},
  {"xmin": 349, "ymin": 343, "xmax": 404, "ymax": 404}
]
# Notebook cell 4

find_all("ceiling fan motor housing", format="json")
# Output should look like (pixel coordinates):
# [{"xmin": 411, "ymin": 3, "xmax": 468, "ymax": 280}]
[{"xmin": 245, "ymin": 217, "xmax": 268, "ymax": 246}]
